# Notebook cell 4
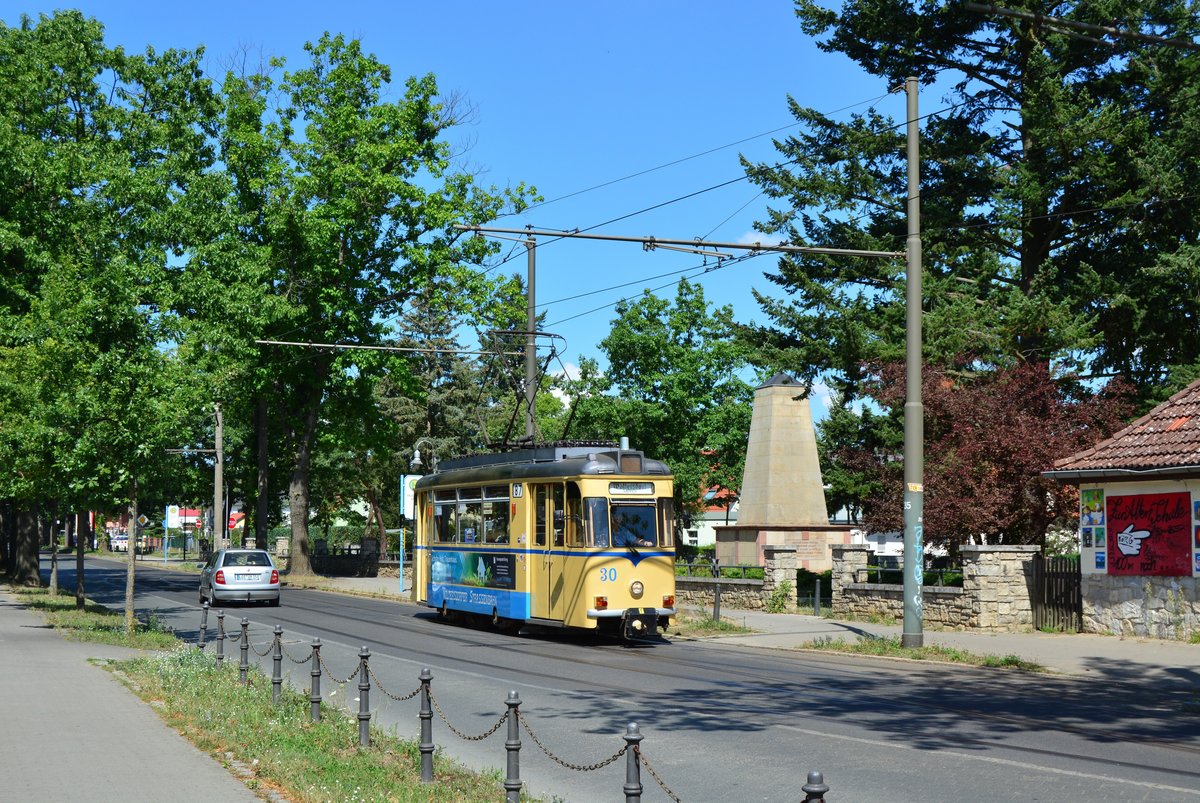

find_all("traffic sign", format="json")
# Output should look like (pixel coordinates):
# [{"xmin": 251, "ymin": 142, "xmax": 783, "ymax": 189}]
[{"xmin": 136, "ymin": 514, "xmax": 148, "ymax": 526}]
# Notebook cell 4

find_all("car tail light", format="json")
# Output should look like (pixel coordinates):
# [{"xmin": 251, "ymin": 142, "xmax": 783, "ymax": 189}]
[
  {"xmin": 662, "ymin": 595, "xmax": 674, "ymax": 608},
  {"xmin": 214, "ymin": 570, "xmax": 226, "ymax": 585},
  {"xmin": 594, "ymin": 596, "xmax": 608, "ymax": 610},
  {"xmin": 270, "ymin": 569, "xmax": 279, "ymax": 584}
]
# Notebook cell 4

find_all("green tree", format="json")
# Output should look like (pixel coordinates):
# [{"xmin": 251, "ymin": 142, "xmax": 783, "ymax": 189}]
[
  {"xmin": 743, "ymin": 1, "xmax": 1200, "ymax": 399},
  {"xmin": 568, "ymin": 279, "xmax": 754, "ymax": 521},
  {"xmin": 187, "ymin": 35, "xmax": 532, "ymax": 573},
  {"xmin": 0, "ymin": 13, "xmax": 218, "ymax": 617}
]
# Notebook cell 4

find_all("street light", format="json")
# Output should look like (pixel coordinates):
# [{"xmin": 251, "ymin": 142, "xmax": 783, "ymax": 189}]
[{"xmin": 410, "ymin": 438, "xmax": 438, "ymax": 474}]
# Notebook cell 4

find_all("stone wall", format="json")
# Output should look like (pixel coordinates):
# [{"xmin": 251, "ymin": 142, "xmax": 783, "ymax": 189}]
[
  {"xmin": 675, "ymin": 576, "xmax": 764, "ymax": 609},
  {"xmin": 1082, "ymin": 575, "xmax": 1199, "ymax": 639},
  {"xmin": 831, "ymin": 544, "xmax": 1039, "ymax": 632}
]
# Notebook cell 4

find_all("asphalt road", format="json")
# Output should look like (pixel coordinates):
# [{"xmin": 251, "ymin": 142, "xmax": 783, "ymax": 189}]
[{"xmin": 46, "ymin": 555, "xmax": 1200, "ymax": 802}]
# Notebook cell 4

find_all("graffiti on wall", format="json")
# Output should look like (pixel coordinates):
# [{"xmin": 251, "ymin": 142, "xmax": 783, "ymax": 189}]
[{"xmin": 1105, "ymin": 492, "xmax": 1191, "ymax": 576}]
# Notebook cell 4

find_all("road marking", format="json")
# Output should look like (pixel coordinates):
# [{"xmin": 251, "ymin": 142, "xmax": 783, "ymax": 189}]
[{"xmin": 776, "ymin": 724, "xmax": 1200, "ymax": 797}]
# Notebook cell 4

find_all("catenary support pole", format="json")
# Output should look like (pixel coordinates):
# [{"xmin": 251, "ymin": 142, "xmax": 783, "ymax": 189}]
[
  {"xmin": 525, "ymin": 236, "xmax": 537, "ymax": 440},
  {"xmin": 902, "ymin": 75, "xmax": 926, "ymax": 648}
]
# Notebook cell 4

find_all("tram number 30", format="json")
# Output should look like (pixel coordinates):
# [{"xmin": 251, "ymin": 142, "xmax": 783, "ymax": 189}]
[{"xmin": 600, "ymin": 567, "xmax": 618, "ymax": 582}]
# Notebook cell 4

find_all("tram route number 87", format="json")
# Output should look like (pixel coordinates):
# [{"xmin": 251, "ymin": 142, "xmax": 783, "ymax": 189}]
[{"xmin": 600, "ymin": 567, "xmax": 618, "ymax": 582}]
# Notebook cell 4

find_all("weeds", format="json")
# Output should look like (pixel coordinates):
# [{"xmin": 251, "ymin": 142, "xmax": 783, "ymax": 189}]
[
  {"xmin": 670, "ymin": 608, "xmax": 752, "ymax": 637},
  {"xmin": 9, "ymin": 587, "xmax": 176, "ymax": 649},
  {"xmin": 764, "ymin": 580, "xmax": 794, "ymax": 613},
  {"xmin": 799, "ymin": 634, "xmax": 1045, "ymax": 672}
]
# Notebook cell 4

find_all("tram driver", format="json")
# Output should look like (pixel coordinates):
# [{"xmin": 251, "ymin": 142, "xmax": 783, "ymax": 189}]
[{"xmin": 611, "ymin": 509, "xmax": 655, "ymax": 548}]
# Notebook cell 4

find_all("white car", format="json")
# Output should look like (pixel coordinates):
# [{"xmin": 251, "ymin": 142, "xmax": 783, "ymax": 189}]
[
  {"xmin": 110, "ymin": 533, "xmax": 129, "ymax": 552},
  {"xmin": 199, "ymin": 549, "xmax": 281, "ymax": 606}
]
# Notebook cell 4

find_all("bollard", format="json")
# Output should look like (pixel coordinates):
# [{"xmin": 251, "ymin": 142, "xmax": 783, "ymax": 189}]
[
  {"xmin": 503, "ymin": 691, "xmax": 522, "ymax": 803},
  {"xmin": 802, "ymin": 770, "xmax": 829, "ymax": 802},
  {"xmin": 623, "ymin": 723, "xmax": 643, "ymax": 803},
  {"xmin": 271, "ymin": 625, "xmax": 283, "ymax": 705},
  {"xmin": 216, "ymin": 610, "xmax": 226, "ymax": 666},
  {"xmin": 711, "ymin": 556, "xmax": 722, "ymax": 622},
  {"xmin": 310, "ymin": 638, "xmax": 322, "ymax": 723},
  {"xmin": 813, "ymin": 577, "xmax": 821, "ymax": 617},
  {"xmin": 198, "ymin": 602, "xmax": 209, "ymax": 649},
  {"xmin": 419, "ymin": 667, "xmax": 434, "ymax": 782},
  {"xmin": 239, "ymin": 618, "xmax": 250, "ymax": 684},
  {"xmin": 357, "ymin": 646, "xmax": 371, "ymax": 748}
]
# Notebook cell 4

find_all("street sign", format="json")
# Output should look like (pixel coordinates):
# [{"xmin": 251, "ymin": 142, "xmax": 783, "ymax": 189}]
[{"xmin": 136, "ymin": 514, "xmax": 148, "ymax": 526}]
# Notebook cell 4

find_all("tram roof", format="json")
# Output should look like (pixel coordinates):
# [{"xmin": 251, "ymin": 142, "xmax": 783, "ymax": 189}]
[{"xmin": 414, "ymin": 443, "xmax": 671, "ymax": 489}]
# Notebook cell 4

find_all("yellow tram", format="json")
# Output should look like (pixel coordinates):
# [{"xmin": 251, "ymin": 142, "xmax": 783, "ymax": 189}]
[{"xmin": 412, "ymin": 442, "xmax": 676, "ymax": 638}]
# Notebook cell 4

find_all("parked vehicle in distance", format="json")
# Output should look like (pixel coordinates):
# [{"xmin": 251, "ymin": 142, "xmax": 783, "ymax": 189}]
[
  {"xmin": 110, "ymin": 533, "xmax": 129, "ymax": 552},
  {"xmin": 199, "ymin": 549, "xmax": 280, "ymax": 607}
]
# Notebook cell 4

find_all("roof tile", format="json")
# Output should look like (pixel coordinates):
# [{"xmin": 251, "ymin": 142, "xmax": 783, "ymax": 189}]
[{"xmin": 1053, "ymin": 379, "xmax": 1200, "ymax": 472}]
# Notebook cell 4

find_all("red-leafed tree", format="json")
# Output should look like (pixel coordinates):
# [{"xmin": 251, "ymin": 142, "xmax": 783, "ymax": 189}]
[{"xmin": 832, "ymin": 360, "xmax": 1134, "ymax": 551}]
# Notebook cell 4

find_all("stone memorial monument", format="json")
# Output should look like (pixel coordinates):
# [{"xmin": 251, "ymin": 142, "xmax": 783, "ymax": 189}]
[{"xmin": 715, "ymin": 373, "xmax": 852, "ymax": 570}]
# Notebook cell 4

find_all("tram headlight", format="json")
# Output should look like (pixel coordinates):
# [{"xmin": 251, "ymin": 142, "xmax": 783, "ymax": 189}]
[{"xmin": 630, "ymin": 580, "xmax": 644, "ymax": 599}]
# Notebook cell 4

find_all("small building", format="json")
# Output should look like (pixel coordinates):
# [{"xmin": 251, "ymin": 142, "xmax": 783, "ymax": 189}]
[{"xmin": 1045, "ymin": 380, "xmax": 1200, "ymax": 638}]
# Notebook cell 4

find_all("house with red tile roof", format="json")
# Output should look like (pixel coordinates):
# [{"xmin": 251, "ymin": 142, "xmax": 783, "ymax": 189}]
[{"xmin": 1045, "ymin": 379, "xmax": 1200, "ymax": 638}]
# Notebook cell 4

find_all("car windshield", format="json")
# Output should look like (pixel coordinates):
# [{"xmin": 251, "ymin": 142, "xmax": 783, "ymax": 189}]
[{"xmin": 223, "ymin": 552, "xmax": 271, "ymax": 567}]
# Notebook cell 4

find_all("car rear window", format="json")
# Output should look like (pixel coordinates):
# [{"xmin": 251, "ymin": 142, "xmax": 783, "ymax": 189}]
[{"xmin": 224, "ymin": 552, "xmax": 271, "ymax": 567}]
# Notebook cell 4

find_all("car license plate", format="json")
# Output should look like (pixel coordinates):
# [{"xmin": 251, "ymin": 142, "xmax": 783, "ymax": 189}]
[{"xmin": 236, "ymin": 574, "xmax": 254, "ymax": 581}]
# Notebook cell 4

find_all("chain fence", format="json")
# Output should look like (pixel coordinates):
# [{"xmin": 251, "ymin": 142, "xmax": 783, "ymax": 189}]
[{"xmin": 190, "ymin": 603, "xmax": 832, "ymax": 802}]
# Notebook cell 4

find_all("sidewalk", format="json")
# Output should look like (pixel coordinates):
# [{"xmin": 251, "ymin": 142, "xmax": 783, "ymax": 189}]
[
  {"xmin": 297, "ymin": 574, "xmax": 1200, "ymax": 687},
  {"xmin": 0, "ymin": 589, "xmax": 261, "ymax": 803}
]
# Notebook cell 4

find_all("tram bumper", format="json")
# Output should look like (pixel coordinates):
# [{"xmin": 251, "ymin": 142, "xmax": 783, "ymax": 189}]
[{"xmin": 589, "ymin": 606, "xmax": 675, "ymax": 638}]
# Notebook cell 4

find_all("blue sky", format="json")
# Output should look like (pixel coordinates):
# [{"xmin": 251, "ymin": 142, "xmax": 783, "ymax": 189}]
[{"xmin": 11, "ymin": 1, "xmax": 898, "ymax": 413}]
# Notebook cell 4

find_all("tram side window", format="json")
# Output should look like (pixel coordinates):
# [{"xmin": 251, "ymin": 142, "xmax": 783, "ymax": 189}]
[
  {"xmin": 585, "ymin": 497, "xmax": 610, "ymax": 547},
  {"xmin": 434, "ymin": 504, "xmax": 457, "ymax": 542},
  {"xmin": 482, "ymin": 500, "xmax": 509, "ymax": 543},
  {"xmin": 565, "ymin": 482, "xmax": 584, "ymax": 547},
  {"xmin": 658, "ymin": 497, "xmax": 675, "ymax": 549},
  {"xmin": 534, "ymin": 486, "xmax": 547, "ymax": 547},
  {"xmin": 552, "ymin": 484, "xmax": 565, "ymax": 546}
]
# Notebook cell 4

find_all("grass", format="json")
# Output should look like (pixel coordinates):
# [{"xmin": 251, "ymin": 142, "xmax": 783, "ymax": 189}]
[
  {"xmin": 114, "ymin": 648, "xmax": 520, "ymax": 802},
  {"xmin": 10, "ymin": 586, "xmax": 178, "ymax": 649},
  {"xmin": 7, "ymin": 582, "xmax": 543, "ymax": 801},
  {"xmin": 798, "ymin": 634, "xmax": 1045, "ymax": 672},
  {"xmin": 668, "ymin": 608, "xmax": 753, "ymax": 637}
]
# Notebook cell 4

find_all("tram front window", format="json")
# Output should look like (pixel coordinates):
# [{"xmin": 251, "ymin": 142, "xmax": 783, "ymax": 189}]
[{"xmin": 611, "ymin": 505, "xmax": 657, "ymax": 548}]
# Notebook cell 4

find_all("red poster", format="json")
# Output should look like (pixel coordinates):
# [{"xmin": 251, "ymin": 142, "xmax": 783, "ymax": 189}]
[{"xmin": 1105, "ymin": 492, "xmax": 1192, "ymax": 576}]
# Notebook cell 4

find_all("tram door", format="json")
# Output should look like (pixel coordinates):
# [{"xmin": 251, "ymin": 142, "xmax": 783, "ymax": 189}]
[{"xmin": 531, "ymin": 483, "xmax": 566, "ymax": 620}]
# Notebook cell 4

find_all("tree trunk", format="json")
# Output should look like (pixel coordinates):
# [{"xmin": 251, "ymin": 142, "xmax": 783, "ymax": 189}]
[
  {"xmin": 125, "ymin": 483, "xmax": 138, "ymax": 635},
  {"xmin": 75, "ymin": 511, "xmax": 88, "ymax": 609},
  {"xmin": 47, "ymin": 506, "xmax": 58, "ymax": 595},
  {"xmin": 287, "ymin": 401, "xmax": 320, "ymax": 575},
  {"xmin": 12, "ymin": 507, "xmax": 41, "ymax": 586},
  {"xmin": 0, "ymin": 501, "xmax": 9, "ymax": 576},
  {"xmin": 255, "ymin": 396, "xmax": 269, "ymax": 550}
]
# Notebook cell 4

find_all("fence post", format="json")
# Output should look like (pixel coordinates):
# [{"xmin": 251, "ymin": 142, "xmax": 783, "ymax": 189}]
[
  {"xmin": 503, "ymin": 691, "xmax": 522, "ymax": 803},
  {"xmin": 310, "ymin": 638, "xmax": 322, "ymax": 723},
  {"xmin": 813, "ymin": 578, "xmax": 821, "ymax": 617},
  {"xmin": 357, "ymin": 646, "xmax": 371, "ymax": 748},
  {"xmin": 198, "ymin": 602, "xmax": 209, "ymax": 649},
  {"xmin": 419, "ymin": 667, "xmax": 434, "ymax": 782},
  {"xmin": 623, "ymin": 723, "xmax": 643, "ymax": 803},
  {"xmin": 216, "ymin": 610, "xmax": 226, "ymax": 666},
  {"xmin": 802, "ymin": 770, "xmax": 830, "ymax": 802},
  {"xmin": 271, "ymin": 625, "xmax": 283, "ymax": 705},
  {"xmin": 239, "ymin": 618, "xmax": 250, "ymax": 684}
]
